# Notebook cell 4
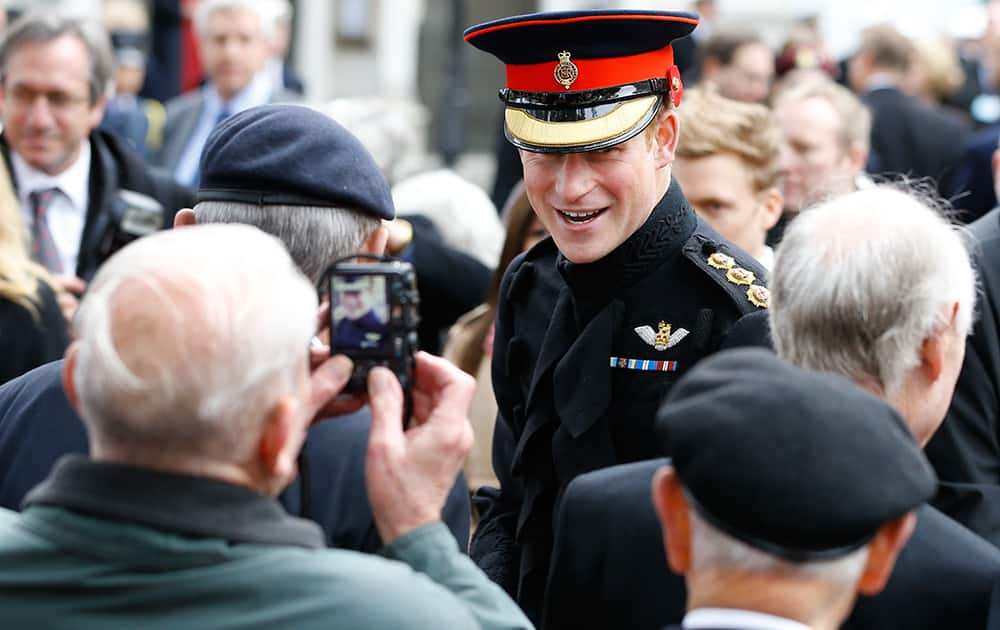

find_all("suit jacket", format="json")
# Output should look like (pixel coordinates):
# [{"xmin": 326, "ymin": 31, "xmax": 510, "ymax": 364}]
[
  {"xmin": 863, "ymin": 86, "xmax": 970, "ymax": 193},
  {"xmin": 0, "ymin": 360, "xmax": 470, "ymax": 553},
  {"xmin": 945, "ymin": 125, "xmax": 1000, "ymax": 223},
  {"xmin": 154, "ymin": 86, "xmax": 300, "ymax": 178},
  {"xmin": 1, "ymin": 130, "xmax": 193, "ymax": 282},
  {"xmin": 471, "ymin": 181, "xmax": 770, "ymax": 620},
  {"xmin": 925, "ymin": 207, "xmax": 1000, "ymax": 545},
  {"xmin": 543, "ymin": 459, "xmax": 1000, "ymax": 630}
]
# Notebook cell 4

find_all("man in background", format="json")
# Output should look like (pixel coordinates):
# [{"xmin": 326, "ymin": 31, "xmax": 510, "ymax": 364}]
[
  {"xmin": 697, "ymin": 31, "xmax": 774, "ymax": 103},
  {"xmin": 770, "ymin": 75, "xmax": 871, "ymax": 244},
  {"xmin": 673, "ymin": 87, "xmax": 783, "ymax": 268},
  {"xmin": 848, "ymin": 25, "xmax": 969, "ymax": 192},
  {"xmin": 155, "ymin": 0, "xmax": 298, "ymax": 186},
  {"xmin": 0, "ymin": 12, "xmax": 193, "ymax": 320}
]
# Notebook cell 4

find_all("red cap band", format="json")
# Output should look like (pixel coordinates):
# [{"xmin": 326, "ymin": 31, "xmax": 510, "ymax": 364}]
[{"xmin": 506, "ymin": 46, "xmax": 676, "ymax": 92}]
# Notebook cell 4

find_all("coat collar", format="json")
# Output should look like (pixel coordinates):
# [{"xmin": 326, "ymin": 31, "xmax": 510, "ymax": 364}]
[{"xmin": 25, "ymin": 455, "xmax": 325, "ymax": 549}]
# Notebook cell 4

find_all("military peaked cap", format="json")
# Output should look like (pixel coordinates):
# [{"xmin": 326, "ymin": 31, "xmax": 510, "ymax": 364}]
[{"xmin": 465, "ymin": 10, "xmax": 698, "ymax": 153}]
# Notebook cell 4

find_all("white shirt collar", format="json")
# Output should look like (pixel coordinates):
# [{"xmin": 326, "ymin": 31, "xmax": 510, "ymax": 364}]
[
  {"xmin": 757, "ymin": 244, "xmax": 774, "ymax": 271},
  {"xmin": 11, "ymin": 139, "xmax": 91, "ymax": 210},
  {"xmin": 684, "ymin": 607, "xmax": 812, "ymax": 630}
]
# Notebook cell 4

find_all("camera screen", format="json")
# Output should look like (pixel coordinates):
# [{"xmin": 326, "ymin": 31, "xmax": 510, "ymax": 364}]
[{"xmin": 331, "ymin": 273, "xmax": 392, "ymax": 356}]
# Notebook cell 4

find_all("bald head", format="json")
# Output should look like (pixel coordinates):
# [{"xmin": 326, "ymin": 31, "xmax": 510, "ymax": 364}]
[{"xmin": 70, "ymin": 225, "xmax": 316, "ymax": 467}]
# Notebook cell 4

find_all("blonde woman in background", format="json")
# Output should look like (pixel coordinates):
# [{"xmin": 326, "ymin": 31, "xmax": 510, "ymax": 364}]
[
  {"xmin": 444, "ymin": 181, "xmax": 547, "ymax": 492},
  {"xmin": 0, "ymin": 163, "xmax": 69, "ymax": 384}
]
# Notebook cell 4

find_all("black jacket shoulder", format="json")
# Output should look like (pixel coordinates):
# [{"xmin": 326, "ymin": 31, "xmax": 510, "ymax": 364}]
[{"xmin": 681, "ymin": 218, "xmax": 770, "ymax": 317}]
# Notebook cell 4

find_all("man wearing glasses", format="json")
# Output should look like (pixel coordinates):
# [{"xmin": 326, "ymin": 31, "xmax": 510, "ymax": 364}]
[{"xmin": 0, "ymin": 12, "xmax": 193, "ymax": 321}]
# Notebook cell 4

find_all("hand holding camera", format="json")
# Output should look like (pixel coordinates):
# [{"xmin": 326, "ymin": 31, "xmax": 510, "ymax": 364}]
[{"xmin": 365, "ymin": 353, "xmax": 475, "ymax": 544}]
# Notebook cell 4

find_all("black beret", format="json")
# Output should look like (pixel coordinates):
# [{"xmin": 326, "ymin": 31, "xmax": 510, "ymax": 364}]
[
  {"xmin": 197, "ymin": 104, "xmax": 394, "ymax": 220},
  {"xmin": 465, "ymin": 10, "xmax": 698, "ymax": 153},
  {"xmin": 656, "ymin": 348, "xmax": 936, "ymax": 562}
]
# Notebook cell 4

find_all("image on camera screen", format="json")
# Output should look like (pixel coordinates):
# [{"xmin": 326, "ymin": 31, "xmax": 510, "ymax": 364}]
[{"xmin": 332, "ymin": 274, "xmax": 391, "ymax": 355}]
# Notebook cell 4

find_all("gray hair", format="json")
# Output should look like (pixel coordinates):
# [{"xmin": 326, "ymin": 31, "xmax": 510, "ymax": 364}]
[
  {"xmin": 0, "ymin": 12, "xmax": 114, "ymax": 104},
  {"xmin": 688, "ymin": 502, "xmax": 870, "ymax": 589},
  {"xmin": 193, "ymin": 201, "xmax": 381, "ymax": 285},
  {"xmin": 194, "ymin": 0, "xmax": 274, "ymax": 41},
  {"xmin": 73, "ymin": 225, "xmax": 316, "ymax": 464},
  {"xmin": 770, "ymin": 186, "xmax": 976, "ymax": 398}
]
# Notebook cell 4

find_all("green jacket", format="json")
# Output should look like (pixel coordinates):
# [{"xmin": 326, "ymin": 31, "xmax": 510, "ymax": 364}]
[{"xmin": 0, "ymin": 457, "xmax": 532, "ymax": 629}]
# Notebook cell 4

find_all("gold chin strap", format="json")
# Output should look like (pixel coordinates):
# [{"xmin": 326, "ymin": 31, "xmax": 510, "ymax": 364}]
[{"xmin": 505, "ymin": 95, "xmax": 659, "ymax": 149}]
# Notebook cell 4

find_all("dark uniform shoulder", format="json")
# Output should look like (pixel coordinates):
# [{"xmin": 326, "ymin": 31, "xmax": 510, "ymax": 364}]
[{"xmin": 682, "ymin": 219, "xmax": 770, "ymax": 315}]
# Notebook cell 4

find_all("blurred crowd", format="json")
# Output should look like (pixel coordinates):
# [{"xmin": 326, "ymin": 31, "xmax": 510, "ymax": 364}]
[{"xmin": 5, "ymin": 0, "xmax": 1000, "ymax": 628}]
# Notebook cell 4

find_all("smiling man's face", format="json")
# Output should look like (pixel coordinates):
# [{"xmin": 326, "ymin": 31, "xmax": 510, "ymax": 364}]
[{"xmin": 519, "ymin": 114, "xmax": 674, "ymax": 264}]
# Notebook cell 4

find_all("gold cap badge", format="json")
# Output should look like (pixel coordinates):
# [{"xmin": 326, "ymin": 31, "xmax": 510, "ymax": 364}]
[
  {"xmin": 747, "ymin": 285, "xmax": 770, "ymax": 308},
  {"xmin": 554, "ymin": 51, "xmax": 579, "ymax": 90}
]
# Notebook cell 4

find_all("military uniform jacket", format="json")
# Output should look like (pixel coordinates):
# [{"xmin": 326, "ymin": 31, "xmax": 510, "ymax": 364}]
[
  {"xmin": 1, "ymin": 129, "xmax": 194, "ymax": 282},
  {"xmin": 470, "ymin": 181, "xmax": 768, "ymax": 618}
]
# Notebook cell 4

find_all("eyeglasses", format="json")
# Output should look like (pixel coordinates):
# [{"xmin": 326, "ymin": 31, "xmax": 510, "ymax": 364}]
[{"xmin": 4, "ymin": 85, "xmax": 91, "ymax": 112}]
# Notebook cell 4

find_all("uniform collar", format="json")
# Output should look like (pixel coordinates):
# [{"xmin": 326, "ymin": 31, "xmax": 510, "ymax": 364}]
[
  {"xmin": 684, "ymin": 607, "xmax": 812, "ymax": 630},
  {"xmin": 24, "ymin": 455, "xmax": 325, "ymax": 549},
  {"xmin": 556, "ymin": 177, "xmax": 697, "ymax": 316}
]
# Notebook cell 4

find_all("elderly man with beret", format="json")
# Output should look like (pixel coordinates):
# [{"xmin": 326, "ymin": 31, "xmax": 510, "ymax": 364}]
[
  {"xmin": 464, "ymin": 10, "xmax": 770, "ymax": 618},
  {"xmin": 654, "ymin": 349, "xmax": 934, "ymax": 630},
  {"xmin": 0, "ymin": 224, "xmax": 530, "ymax": 628},
  {"xmin": 0, "ymin": 104, "xmax": 472, "ymax": 551}
]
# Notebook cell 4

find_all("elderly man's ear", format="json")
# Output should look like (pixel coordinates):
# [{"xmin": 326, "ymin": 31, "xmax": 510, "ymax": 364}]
[
  {"xmin": 61, "ymin": 343, "xmax": 81, "ymax": 414},
  {"xmin": 174, "ymin": 209, "xmax": 196, "ymax": 228},
  {"xmin": 652, "ymin": 465, "xmax": 693, "ymax": 575}
]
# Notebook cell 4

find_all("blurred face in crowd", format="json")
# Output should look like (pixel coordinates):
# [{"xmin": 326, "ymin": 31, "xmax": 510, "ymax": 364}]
[
  {"xmin": 200, "ymin": 7, "xmax": 270, "ymax": 101},
  {"xmin": 1, "ymin": 34, "xmax": 105, "ymax": 175},
  {"xmin": 714, "ymin": 42, "xmax": 774, "ymax": 103},
  {"xmin": 674, "ymin": 152, "xmax": 781, "ymax": 260},
  {"xmin": 774, "ymin": 95, "xmax": 862, "ymax": 212},
  {"xmin": 519, "ymin": 112, "xmax": 677, "ymax": 264}
]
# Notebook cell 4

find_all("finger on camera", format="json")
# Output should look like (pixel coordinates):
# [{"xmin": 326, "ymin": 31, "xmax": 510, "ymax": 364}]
[
  {"xmin": 315, "ymin": 301, "xmax": 330, "ymax": 334},
  {"xmin": 307, "ymin": 354, "xmax": 354, "ymax": 419},
  {"xmin": 367, "ymin": 366, "xmax": 405, "ymax": 443}
]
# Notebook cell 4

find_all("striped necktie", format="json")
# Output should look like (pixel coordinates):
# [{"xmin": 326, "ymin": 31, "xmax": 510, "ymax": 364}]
[{"xmin": 29, "ymin": 187, "xmax": 63, "ymax": 274}]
